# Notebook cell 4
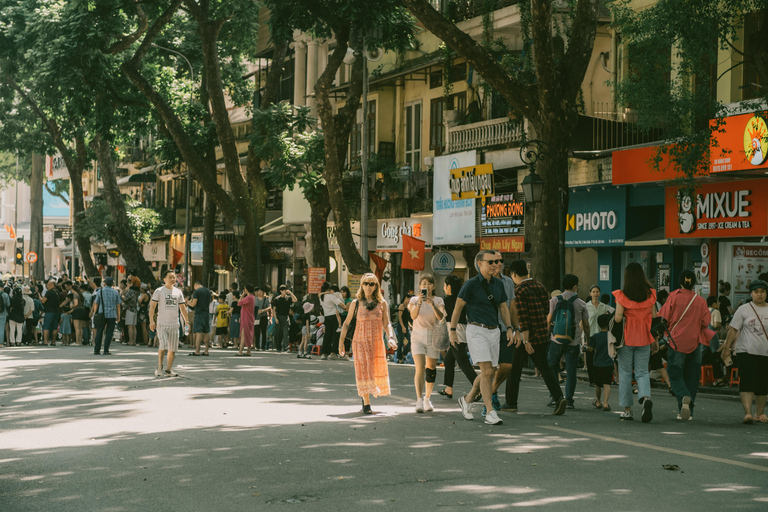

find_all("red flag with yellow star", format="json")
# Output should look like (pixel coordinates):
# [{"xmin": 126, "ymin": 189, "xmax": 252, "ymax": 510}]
[
  {"xmin": 401, "ymin": 234, "xmax": 425, "ymax": 271},
  {"xmin": 214, "ymin": 239, "xmax": 228, "ymax": 267}
]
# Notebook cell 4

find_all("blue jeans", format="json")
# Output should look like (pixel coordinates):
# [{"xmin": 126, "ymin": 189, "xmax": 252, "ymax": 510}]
[
  {"xmin": 548, "ymin": 341, "xmax": 580, "ymax": 402},
  {"xmin": 667, "ymin": 346, "xmax": 701, "ymax": 412},
  {"xmin": 617, "ymin": 344, "xmax": 652, "ymax": 408},
  {"xmin": 0, "ymin": 313, "xmax": 7, "ymax": 345}
]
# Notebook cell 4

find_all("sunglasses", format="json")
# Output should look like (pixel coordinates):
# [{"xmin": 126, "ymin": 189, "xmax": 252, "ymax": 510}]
[
  {"xmin": 362, "ymin": 282, "xmax": 377, "ymax": 287},
  {"xmin": 483, "ymin": 259, "xmax": 503, "ymax": 264}
]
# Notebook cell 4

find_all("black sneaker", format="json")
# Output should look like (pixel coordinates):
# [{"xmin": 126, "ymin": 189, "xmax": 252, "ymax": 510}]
[
  {"xmin": 546, "ymin": 398, "xmax": 557, "ymax": 407},
  {"xmin": 642, "ymin": 398, "xmax": 653, "ymax": 423},
  {"xmin": 553, "ymin": 398, "xmax": 567, "ymax": 415}
]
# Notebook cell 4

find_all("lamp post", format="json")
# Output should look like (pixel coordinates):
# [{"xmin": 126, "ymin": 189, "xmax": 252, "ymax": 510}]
[
  {"xmin": 519, "ymin": 140, "xmax": 566, "ymax": 278},
  {"xmin": 152, "ymin": 43, "xmax": 195, "ymax": 287}
]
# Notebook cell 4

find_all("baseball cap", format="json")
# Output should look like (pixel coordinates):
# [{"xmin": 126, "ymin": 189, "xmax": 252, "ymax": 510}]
[{"xmin": 749, "ymin": 279, "xmax": 768, "ymax": 292}]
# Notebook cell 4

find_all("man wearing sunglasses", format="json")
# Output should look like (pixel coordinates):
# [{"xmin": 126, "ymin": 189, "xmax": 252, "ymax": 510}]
[{"xmin": 449, "ymin": 250, "xmax": 514, "ymax": 425}]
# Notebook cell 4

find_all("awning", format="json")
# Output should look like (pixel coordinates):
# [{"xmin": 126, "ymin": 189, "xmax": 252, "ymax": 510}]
[
  {"xmin": 624, "ymin": 227, "xmax": 667, "ymax": 247},
  {"xmin": 117, "ymin": 167, "xmax": 157, "ymax": 186}
]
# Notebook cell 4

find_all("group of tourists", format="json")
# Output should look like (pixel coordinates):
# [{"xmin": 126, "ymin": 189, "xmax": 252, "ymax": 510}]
[{"xmin": 3, "ymin": 250, "xmax": 766, "ymax": 427}]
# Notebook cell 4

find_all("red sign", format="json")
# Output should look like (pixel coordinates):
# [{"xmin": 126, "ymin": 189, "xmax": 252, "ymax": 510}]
[
  {"xmin": 710, "ymin": 112, "xmax": 768, "ymax": 173},
  {"xmin": 612, "ymin": 145, "xmax": 687, "ymax": 185},
  {"xmin": 665, "ymin": 179, "xmax": 768, "ymax": 239},
  {"xmin": 307, "ymin": 267, "xmax": 326, "ymax": 294},
  {"xmin": 478, "ymin": 236, "xmax": 525, "ymax": 253}
]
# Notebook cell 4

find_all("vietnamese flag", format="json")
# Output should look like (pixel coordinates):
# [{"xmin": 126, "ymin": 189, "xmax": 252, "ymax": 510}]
[
  {"xmin": 401, "ymin": 234, "xmax": 425, "ymax": 271},
  {"xmin": 214, "ymin": 239, "xmax": 228, "ymax": 267},
  {"xmin": 369, "ymin": 252, "xmax": 388, "ymax": 282},
  {"xmin": 172, "ymin": 249, "xmax": 183, "ymax": 268}
]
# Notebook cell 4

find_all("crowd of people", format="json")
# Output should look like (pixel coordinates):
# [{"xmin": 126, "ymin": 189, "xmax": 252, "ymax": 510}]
[{"xmin": 2, "ymin": 252, "xmax": 766, "ymax": 426}]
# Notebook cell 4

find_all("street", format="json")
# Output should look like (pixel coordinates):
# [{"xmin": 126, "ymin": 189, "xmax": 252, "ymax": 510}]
[{"xmin": 1, "ymin": 346, "xmax": 767, "ymax": 511}]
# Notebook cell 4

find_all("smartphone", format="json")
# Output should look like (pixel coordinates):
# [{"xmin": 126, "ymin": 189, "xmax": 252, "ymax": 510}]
[{"xmin": 421, "ymin": 288, "xmax": 427, "ymax": 298}]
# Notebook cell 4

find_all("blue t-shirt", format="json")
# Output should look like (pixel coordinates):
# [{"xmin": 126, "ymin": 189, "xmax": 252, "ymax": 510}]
[
  {"xmin": 457, "ymin": 274, "xmax": 508, "ymax": 327},
  {"xmin": 589, "ymin": 331, "xmax": 613, "ymax": 367}
]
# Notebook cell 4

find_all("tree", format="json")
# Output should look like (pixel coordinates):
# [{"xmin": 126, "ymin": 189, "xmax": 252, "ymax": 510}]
[
  {"xmin": 400, "ymin": 0, "xmax": 600, "ymax": 290},
  {"xmin": 118, "ymin": 0, "xmax": 272, "ymax": 286},
  {"xmin": 250, "ymin": 102, "xmax": 330, "ymax": 275},
  {"xmin": 266, "ymin": 0, "xmax": 416, "ymax": 276},
  {"xmin": 76, "ymin": 198, "xmax": 161, "ymax": 246},
  {"xmin": 611, "ymin": 0, "xmax": 768, "ymax": 189}
]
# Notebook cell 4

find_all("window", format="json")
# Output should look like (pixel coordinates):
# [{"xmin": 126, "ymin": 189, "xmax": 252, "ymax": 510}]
[
  {"xmin": 405, "ymin": 102, "xmax": 422, "ymax": 172},
  {"xmin": 349, "ymin": 100, "xmax": 376, "ymax": 166},
  {"xmin": 430, "ymin": 92, "xmax": 466, "ymax": 154},
  {"xmin": 743, "ymin": 13, "xmax": 763, "ymax": 101}
]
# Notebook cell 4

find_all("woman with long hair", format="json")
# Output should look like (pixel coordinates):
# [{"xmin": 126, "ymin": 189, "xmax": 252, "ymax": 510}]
[
  {"xmin": 339, "ymin": 273, "xmax": 397, "ymax": 414},
  {"xmin": 613, "ymin": 262, "xmax": 658, "ymax": 422},
  {"xmin": 585, "ymin": 285, "xmax": 613, "ymax": 385},
  {"xmin": 69, "ymin": 287, "xmax": 87, "ymax": 346},
  {"xmin": 659, "ymin": 270, "xmax": 710, "ymax": 421},
  {"xmin": 439, "ymin": 274, "xmax": 477, "ymax": 399},
  {"xmin": 408, "ymin": 273, "xmax": 447, "ymax": 413},
  {"xmin": 319, "ymin": 281, "xmax": 345, "ymax": 360},
  {"xmin": 238, "ymin": 284, "xmax": 256, "ymax": 355}
]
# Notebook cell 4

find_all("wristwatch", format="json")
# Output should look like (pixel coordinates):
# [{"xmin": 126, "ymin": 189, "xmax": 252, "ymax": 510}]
[{"xmin": 450, "ymin": 327, "xmax": 457, "ymax": 332}]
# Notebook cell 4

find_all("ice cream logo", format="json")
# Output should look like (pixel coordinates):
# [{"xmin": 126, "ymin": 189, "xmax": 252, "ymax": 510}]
[
  {"xmin": 676, "ymin": 190, "xmax": 696, "ymax": 234},
  {"xmin": 743, "ymin": 116, "xmax": 768, "ymax": 166}
]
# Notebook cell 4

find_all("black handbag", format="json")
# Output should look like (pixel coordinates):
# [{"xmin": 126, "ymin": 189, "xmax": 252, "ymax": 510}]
[
  {"xmin": 93, "ymin": 289, "xmax": 105, "ymax": 328},
  {"xmin": 344, "ymin": 300, "xmax": 360, "ymax": 344}
]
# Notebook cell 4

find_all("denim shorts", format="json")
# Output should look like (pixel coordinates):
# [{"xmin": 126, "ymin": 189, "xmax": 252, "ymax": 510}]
[{"xmin": 43, "ymin": 313, "xmax": 60, "ymax": 332}]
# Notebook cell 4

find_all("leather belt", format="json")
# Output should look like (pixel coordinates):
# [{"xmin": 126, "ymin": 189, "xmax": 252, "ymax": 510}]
[{"xmin": 468, "ymin": 322, "xmax": 498, "ymax": 330}]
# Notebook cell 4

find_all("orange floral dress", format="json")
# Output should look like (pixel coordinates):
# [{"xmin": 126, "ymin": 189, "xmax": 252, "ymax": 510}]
[{"xmin": 352, "ymin": 300, "xmax": 391, "ymax": 398}]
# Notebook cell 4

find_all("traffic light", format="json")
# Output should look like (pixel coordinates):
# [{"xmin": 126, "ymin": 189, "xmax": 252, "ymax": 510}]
[{"xmin": 15, "ymin": 247, "xmax": 23, "ymax": 265}]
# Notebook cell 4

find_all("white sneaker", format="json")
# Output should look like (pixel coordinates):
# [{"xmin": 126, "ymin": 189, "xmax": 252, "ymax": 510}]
[
  {"xmin": 680, "ymin": 396, "xmax": 691, "ymax": 421},
  {"xmin": 415, "ymin": 398, "xmax": 424, "ymax": 413},
  {"xmin": 485, "ymin": 410, "xmax": 503, "ymax": 425},
  {"xmin": 424, "ymin": 399, "xmax": 434, "ymax": 412},
  {"xmin": 154, "ymin": 365, "xmax": 163, "ymax": 377},
  {"xmin": 676, "ymin": 414, "xmax": 693, "ymax": 421},
  {"xmin": 458, "ymin": 396, "xmax": 473, "ymax": 420}
]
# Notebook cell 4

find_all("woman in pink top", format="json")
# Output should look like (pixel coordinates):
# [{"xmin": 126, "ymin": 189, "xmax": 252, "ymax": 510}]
[
  {"xmin": 613, "ymin": 262, "xmax": 658, "ymax": 423},
  {"xmin": 659, "ymin": 270, "xmax": 710, "ymax": 421},
  {"xmin": 238, "ymin": 283, "xmax": 256, "ymax": 355}
]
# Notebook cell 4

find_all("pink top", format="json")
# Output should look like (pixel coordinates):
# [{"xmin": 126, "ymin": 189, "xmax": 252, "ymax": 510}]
[
  {"xmin": 238, "ymin": 294, "xmax": 256, "ymax": 326},
  {"xmin": 659, "ymin": 289, "xmax": 711, "ymax": 354},
  {"xmin": 613, "ymin": 289, "xmax": 657, "ymax": 347}
]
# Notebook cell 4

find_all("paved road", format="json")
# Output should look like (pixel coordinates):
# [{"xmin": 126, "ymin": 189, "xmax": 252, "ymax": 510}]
[{"xmin": 1, "ymin": 345, "xmax": 767, "ymax": 511}]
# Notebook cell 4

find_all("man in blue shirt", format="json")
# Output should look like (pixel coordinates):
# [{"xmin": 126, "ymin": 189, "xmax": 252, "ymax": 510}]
[
  {"xmin": 92, "ymin": 277, "xmax": 122, "ymax": 355},
  {"xmin": 449, "ymin": 250, "xmax": 514, "ymax": 425}
]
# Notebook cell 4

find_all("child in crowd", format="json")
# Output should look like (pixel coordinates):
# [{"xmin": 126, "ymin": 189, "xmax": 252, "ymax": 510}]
[
  {"xmin": 588, "ymin": 313, "xmax": 614, "ymax": 411},
  {"xmin": 59, "ymin": 308, "xmax": 73, "ymax": 346},
  {"xmin": 215, "ymin": 295, "xmax": 230, "ymax": 348}
]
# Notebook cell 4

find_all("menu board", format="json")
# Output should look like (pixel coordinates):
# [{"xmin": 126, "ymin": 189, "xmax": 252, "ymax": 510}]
[
  {"xmin": 731, "ymin": 245, "xmax": 768, "ymax": 304},
  {"xmin": 480, "ymin": 194, "xmax": 525, "ymax": 237}
]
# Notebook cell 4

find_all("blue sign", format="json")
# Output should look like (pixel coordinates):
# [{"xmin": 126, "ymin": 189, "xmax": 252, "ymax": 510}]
[{"xmin": 565, "ymin": 188, "xmax": 626, "ymax": 247}]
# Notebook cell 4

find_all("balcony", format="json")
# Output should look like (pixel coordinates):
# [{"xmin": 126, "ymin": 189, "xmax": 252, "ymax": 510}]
[{"xmin": 446, "ymin": 117, "xmax": 526, "ymax": 154}]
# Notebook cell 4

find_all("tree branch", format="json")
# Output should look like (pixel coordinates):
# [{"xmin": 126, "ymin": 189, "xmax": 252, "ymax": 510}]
[
  {"xmin": 560, "ymin": 0, "xmax": 600, "ymax": 96},
  {"xmin": 127, "ymin": 0, "xmax": 184, "ymax": 66},
  {"xmin": 44, "ymin": 182, "xmax": 69, "ymax": 205},
  {"xmin": 107, "ymin": 3, "xmax": 149, "ymax": 54}
]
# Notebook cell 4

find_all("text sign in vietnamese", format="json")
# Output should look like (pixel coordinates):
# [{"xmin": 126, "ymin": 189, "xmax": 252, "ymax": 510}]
[
  {"xmin": 565, "ymin": 188, "xmax": 626, "ymax": 246},
  {"xmin": 479, "ymin": 236, "xmax": 525, "ymax": 253},
  {"xmin": 449, "ymin": 163, "xmax": 494, "ymax": 201},
  {"xmin": 665, "ymin": 179, "xmax": 768, "ymax": 238},
  {"xmin": 480, "ymin": 194, "xmax": 525, "ymax": 237},
  {"xmin": 307, "ymin": 267, "xmax": 326, "ymax": 294},
  {"xmin": 376, "ymin": 217, "xmax": 433, "ymax": 252}
]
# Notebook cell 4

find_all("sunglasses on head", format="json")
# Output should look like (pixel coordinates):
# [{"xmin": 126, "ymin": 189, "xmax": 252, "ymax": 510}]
[
  {"xmin": 362, "ymin": 282, "xmax": 377, "ymax": 287},
  {"xmin": 483, "ymin": 259, "xmax": 503, "ymax": 264}
]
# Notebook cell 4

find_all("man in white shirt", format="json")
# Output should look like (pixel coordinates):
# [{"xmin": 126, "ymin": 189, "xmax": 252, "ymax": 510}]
[{"xmin": 149, "ymin": 270, "xmax": 189, "ymax": 378}]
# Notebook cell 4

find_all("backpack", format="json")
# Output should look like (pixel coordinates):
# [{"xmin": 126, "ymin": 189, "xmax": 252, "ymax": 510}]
[{"xmin": 551, "ymin": 294, "xmax": 578, "ymax": 342}]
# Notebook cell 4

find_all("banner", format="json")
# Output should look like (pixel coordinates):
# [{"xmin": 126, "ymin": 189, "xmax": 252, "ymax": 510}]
[
  {"xmin": 307, "ymin": 268, "xmax": 326, "ymax": 294},
  {"xmin": 401, "ymin": 234, "xmax": 425, "ymax": 270},
  {"xmin": 433, "ymin": 151, "xmax": 476, "ymax": 245}
]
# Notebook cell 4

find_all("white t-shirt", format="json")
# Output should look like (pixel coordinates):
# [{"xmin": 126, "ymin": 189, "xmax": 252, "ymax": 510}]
[
  {"xmin": 151, "ymin": 286, "xmax": 186, "ymax": 326},
  {"xmin": 709, "ymin": 307, "xmax": 722, "ymax": 328},
  {"xmin": 409, "ymin": 295, "xmax": 445, "ymax": 331},
  {"xmin": 730, "ymin": 302, "xmax": 768, "ymax": 357},
  {"xmin": 321, "ymin": 293, "xmax": 343, "ymax": 316}
]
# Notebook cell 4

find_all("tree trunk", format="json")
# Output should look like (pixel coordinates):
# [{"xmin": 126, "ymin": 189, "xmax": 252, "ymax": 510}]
[
  {"xmin": 29, "ymin": 155, "xmax": 45, "ymax": 280},
  {"xmin": 314, "ymin": 27, "xmax": 369, "ymax": 276},
  {"xmin": 308, "ymin": 185, "xmax": 332, "ymax": 275},
  {"xmin": 202, "ymin": 192, "xmax": 216, "ymax": 288},
  {"xmin": 91, "ymin": 135, "xmax": 154, "ymax": 284}
]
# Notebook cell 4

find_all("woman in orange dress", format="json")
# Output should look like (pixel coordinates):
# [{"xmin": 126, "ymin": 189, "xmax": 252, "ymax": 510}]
[{"xmin": 340, "ymin": 273, "xmax": 397, "ymax": 414}]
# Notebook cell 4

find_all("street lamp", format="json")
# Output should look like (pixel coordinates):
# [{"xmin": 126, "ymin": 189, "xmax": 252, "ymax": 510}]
[{"xmin": 232, "ymin": 216, "xmax": 246, "ymax": 237}]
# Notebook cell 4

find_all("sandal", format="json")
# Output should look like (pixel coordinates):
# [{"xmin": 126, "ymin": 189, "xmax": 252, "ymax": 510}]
[
  {"xmin": 592, "ymin": 399, "xmax": 603, "ymax": 409},
  {"xmin": 757, "ymin": 414, "xmax": 768, "ymax": 424},
  {"xmin": 603, "ymin": 404, "xmax": 611, "ymax": 412},
  {"xmin": 743, "ymin": 415, "xmax": 754, "ymax": 425},
  {"xmin": 711, "ymin": 380, "xmax": 727, "ymax": 387},
  {"xmin": 438, "ymin": 389, "xmax": 453, "ymax": 399},
  {"xmin": 188, "ymin": 352, "xmax": 200, "ymax": 356}
]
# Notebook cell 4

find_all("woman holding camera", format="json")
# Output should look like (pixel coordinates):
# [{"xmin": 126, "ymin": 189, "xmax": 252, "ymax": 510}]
[
  {"xmin": 613, "ymin": 262, "xmax": 658, "ymax": 423},
  {"xmin": 659, "ymin": 270, "xmax": 711, "ymax": 421}
]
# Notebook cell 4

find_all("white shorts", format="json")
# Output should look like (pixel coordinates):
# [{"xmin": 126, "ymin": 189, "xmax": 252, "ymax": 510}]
[
  {"xmin": 466, "ymin": 324, "xmax": 500, "ymax": 366},
  {"xmin": 411, "ymin": 328, "xmax": 439, "ymax": 359},
  {"xmin": 157, "ymin": 324, "xmax": 180, "ymax": 352}
]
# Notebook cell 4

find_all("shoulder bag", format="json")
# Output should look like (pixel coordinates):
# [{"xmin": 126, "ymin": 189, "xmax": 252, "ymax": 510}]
[
  {"xmin": 749, "ymin": 303, "xmax": 768, "ymax": 342},
  {"xmin": 664, "ymin": 294, "xmax": 697, "ymax": 352},
  {"xmin": 343, "ymin": 300, "xmax": 360, "ymax": 345},
  {"xmin": 94, "ymin": 288, "xmax": 105, "ymax": 328}
]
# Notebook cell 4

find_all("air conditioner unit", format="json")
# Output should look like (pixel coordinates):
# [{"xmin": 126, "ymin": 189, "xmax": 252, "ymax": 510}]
[{"xmin": 423, "ymin": 156, "xmax": 433, "ymax": 168}]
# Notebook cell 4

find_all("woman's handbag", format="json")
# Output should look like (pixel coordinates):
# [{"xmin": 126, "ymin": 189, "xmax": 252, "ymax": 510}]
[
  {"xmin": 430, "ymin": 320, "xmax": 450, "ymax": 351},
  {"xmin": 607, "ymin": 316, "xmax": 625, "ymax": 359},
  {"xmin": 343, "ymin": 301, "xmax": 359, "ymax": 345}
]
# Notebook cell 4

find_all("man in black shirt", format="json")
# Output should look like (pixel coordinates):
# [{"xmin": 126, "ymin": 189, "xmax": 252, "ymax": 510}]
[
  {"xmin": 41, "ymin": 280, "xmax": 61, "ymax": 346},
  {"xmin": 271, "ymin": 285, "xmax": 297, "ymax": 352},
  {"xmin": 188, "ymin": 281, "xmax": 212, "ymax": 355}
]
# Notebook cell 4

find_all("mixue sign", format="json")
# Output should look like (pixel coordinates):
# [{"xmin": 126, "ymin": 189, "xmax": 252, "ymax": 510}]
[{"xmin": 665, "ymin": 179, "xmax": 768, "ymax": 239}]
